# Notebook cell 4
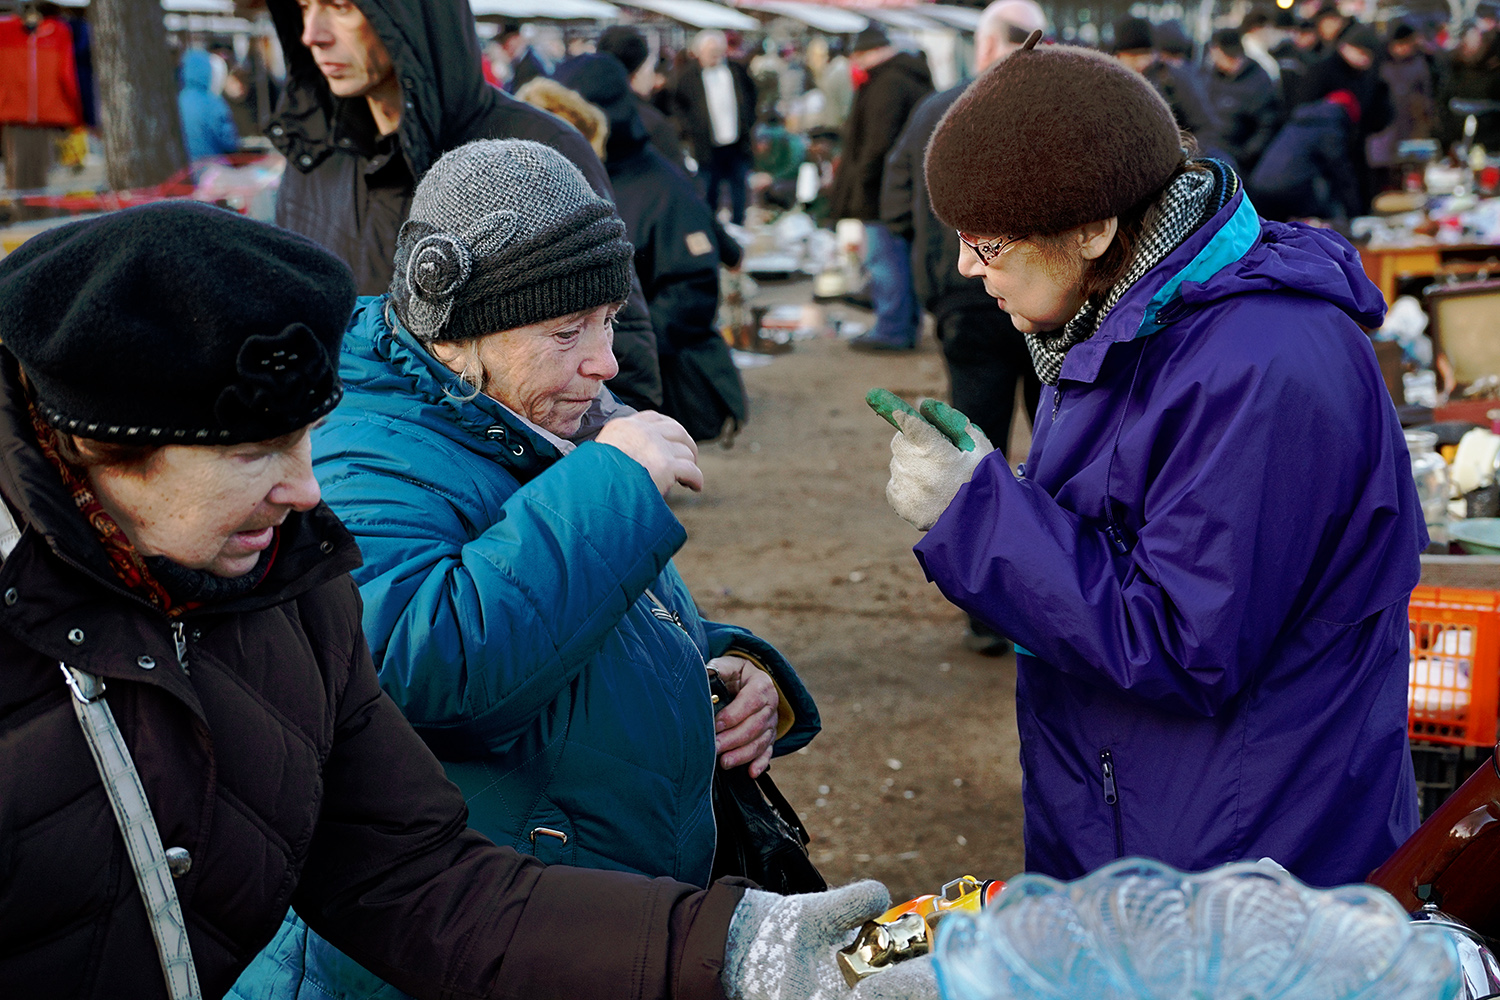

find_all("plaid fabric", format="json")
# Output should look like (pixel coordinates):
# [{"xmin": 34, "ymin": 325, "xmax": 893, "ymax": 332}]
[{"xmin": 1025, "ymin": 162, "xmax": 1239, "ymax": 385}]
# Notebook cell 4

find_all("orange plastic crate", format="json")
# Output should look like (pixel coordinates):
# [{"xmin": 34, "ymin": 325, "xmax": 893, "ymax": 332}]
[{"xmin": 1408, "ymin": 586, "xmax": 1500, "ymax": 747}]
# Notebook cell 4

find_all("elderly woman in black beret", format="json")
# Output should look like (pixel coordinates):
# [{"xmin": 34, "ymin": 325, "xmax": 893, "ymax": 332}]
[{"xmin": 0, "ymin": 200, "xmax": 921, "ymax": 1000}]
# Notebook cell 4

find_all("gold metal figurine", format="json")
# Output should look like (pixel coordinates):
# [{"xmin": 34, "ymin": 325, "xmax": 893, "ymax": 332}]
[{"xmin": 836, "ymin": 875, "xmax": 1005, "ymax": 986}]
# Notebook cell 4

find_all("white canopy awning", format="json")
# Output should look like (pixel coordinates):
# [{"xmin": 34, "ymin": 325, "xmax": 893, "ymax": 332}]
[
  {"xmin": 856, "ymin": 7, "xmax": 944, "ymax": 31},
  {"xmin": 470, "ymin": 0, "xmax": 622, "ymax": 18},
  {"xmin": 734, "ymin": 0, "xmax": 868, "ymax": 32},
  {"xmin": 920, "ymin": 4, "xmax": 980, "ymax": 30},
  {"xmin": 48, "ymin": 0, "xmax": 239, "ymax": 9},
  {"xmin": 161, "ymin": 0, "xmax": 237, "ymax": 12},
  {"xmin": 619, "ymin": 0, "xmax": 761, "ymax": 29}
]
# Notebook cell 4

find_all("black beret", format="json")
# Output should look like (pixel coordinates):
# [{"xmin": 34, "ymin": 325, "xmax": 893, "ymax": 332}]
[
  {"xmin": 925, "ymin": 44, "xmax": 1183, "ymax": 238},
  {"xmin": 0, "ymin": 200, "xmax": 355, "ymax": 445}
]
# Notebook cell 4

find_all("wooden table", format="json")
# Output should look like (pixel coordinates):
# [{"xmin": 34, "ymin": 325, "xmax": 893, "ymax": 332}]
[{"xmin": 1360, "ymin": 242, "xmax": 1500, "ymax": 304}]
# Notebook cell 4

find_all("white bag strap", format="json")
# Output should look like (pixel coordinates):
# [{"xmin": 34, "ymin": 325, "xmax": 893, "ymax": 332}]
[
  {"xmin": 61, "ymin": 666, "xmax": 202, "ymax": 1000},
  {"xmin": 0, "ymin": 498, "xmax": 201, "ymax": 999},
  {"xmin": 0, "ymin": 497, "xmax": 21, "ymax": 559}
]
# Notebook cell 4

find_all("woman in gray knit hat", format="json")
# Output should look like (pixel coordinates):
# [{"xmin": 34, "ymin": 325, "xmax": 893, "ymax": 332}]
[{"xmin": 233, "ymin": 138, "xmax": 855, "ymax": 1000}]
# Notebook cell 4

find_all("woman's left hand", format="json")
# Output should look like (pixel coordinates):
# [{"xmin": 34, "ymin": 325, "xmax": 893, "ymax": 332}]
[{"xmin": 709, "ymin": 655, "xmax": 779, "ymax": 777}]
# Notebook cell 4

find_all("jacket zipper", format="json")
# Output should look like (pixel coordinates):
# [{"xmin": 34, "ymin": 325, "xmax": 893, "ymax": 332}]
[
  {"xmin": 1051, "ymin": 385, "xmax": 1065, "ymax": 421},
  {"xmin": 1100, "ymin": 748, "xmax": 1124, "ymax": 859},
  {"xmin": 171, "ymin": 621, "xmax": 190, "ymax": 675}
]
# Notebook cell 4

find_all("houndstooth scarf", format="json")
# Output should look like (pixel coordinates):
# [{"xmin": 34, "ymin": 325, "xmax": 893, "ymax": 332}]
[{"xmin": 1025, "ymin": 161, "xmax": 1239, "ymax": 385}]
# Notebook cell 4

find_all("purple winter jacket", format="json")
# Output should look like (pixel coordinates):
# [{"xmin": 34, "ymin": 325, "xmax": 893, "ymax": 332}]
[{"xmin": 915, "ymin": 186, "xmax": 1423, "ymax": 887}]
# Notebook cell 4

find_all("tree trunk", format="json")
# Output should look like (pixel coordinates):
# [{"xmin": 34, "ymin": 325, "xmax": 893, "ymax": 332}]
[{"xmin": 91, "ymin": 0, "xmax": 186, "ymax": 190}]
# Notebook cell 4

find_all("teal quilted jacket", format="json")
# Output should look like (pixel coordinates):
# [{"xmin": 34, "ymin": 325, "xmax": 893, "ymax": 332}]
[{"xmin": 231, "ymin": 296, "xmax": 817, "ymax": 1000}]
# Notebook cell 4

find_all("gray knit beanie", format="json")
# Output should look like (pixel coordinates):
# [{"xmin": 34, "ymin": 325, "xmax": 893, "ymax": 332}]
[{"xmin": 389, "ymin": 139, "xmax": 635, "ymax": 343}]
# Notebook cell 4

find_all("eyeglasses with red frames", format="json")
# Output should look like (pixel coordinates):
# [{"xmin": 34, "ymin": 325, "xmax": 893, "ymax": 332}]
[{"xmin": 957, "ymin": 231, "xmax": 1026, "ymax": 265}]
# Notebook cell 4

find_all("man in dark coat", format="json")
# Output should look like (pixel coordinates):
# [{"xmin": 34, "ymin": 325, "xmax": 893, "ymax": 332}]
[
  {"xmin": 1206, "ymin": 28, "xmax": 1282, "ymax": 174},
  {"xmin": 1301, "ymin": 22, "xmax": 1393, "ymax": 211},
  {"xmin": 265, "ymin": 0, "xmax": 662, "ymax": 410},
  {"xmin": 557, "ymin": 54, "xmax": 747, "ymax": 441},
  {"xmin": 599, "ymin": 24, "xmax": 686, "ymax": 167},
  {"xmin": 1114, "ymin": 17, "xmax": 1230, "ymax": 163},
  {"xmin": 672, "ymin": 29, "xmax": 757, "ymax": 224},
  {"xmin": 881, "ymin": 0, "xmax": 1043, "ymax": 652},
  {"xmin": 830, "ymin": 25, "xmax": 932, "ymax": 351}
]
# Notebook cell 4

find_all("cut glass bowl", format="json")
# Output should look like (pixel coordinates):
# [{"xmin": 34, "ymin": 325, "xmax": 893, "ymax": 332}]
[{"xmin": 933, "ymin": 858, "xmax": 1462, "ymax": 1000}]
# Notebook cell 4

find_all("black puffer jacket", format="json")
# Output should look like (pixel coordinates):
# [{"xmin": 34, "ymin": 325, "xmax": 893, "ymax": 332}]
[
  {"xmin": 829, "ymin": 51, "xmax": 932, "ymax": 222},
  {"xmin": 264, "ymin": 0, "xmax": 662, "ymax": 410},
  {"xmin": 0, "ymin": 354, "xmax": 743, "ymax": 999}
]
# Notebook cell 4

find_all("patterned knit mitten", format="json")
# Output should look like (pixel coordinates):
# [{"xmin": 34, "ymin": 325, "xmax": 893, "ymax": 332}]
[{"xmin": 722, "ymin": 880, "xmax": 918, "ymax": 1000}]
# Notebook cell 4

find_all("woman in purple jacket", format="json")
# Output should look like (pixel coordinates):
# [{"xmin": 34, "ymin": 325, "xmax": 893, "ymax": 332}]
[{"xmin": 888, "ymin": 38, "xmax": 1423, "ymax": 886}]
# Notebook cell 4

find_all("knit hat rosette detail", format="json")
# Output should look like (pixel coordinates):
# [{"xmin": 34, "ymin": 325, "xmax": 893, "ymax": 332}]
[
  {"xmin": 389, "ymin": 138, "xmax": 636, "ymax": 343},
  {"xmin": 924, "ymin": 43, "xmax": 1184, "ymax": 240}
]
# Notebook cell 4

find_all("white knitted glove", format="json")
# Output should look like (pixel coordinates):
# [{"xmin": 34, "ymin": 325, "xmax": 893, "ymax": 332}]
[
  {"xmin": 851, "ymin": 955, "xmax": 937, "ymax": 1000},
  {"xmin": 722, "ymin": 881, "xmax": 912, "ymax": 1000},
  {"xmin": 885, "ymin": 407, "xmax": 994, "ymax": 531}
]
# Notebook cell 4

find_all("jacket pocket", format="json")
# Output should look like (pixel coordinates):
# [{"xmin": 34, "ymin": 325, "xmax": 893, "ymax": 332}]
[{"xmin": 1099, "ymin": 748, "xmax": 1125, "ymax": 860}]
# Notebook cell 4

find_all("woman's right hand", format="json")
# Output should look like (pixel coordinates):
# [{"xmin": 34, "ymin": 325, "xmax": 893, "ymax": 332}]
[{"xmin": 596, "ymin": 412, "xmax": 704, "ymax": 496}]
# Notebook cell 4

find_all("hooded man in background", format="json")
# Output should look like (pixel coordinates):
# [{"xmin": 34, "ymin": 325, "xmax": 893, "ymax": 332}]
[
  {"xmin": 829, "ymin": 24, "xmax": 932, "ymax": 351},
  {"xmin": 880, "ymin": 0, "xmax": 1043, "ymax": 653},
  {"xmin": 264, "ymin": 0, "xmax": 663, "ymax": 409}
]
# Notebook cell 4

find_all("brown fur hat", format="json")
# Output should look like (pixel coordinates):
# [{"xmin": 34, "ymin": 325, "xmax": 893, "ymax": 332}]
[{"xmin": 925, "ymin": 43, "xmax": 1183, "ymax": 237}]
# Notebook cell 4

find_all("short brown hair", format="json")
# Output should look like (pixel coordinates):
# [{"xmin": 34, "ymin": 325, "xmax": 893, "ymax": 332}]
[
  {"xmin": 51, "ymin": 434, "xmax": 159, "ymax": 471},
  {"xmin": 1031, "ymin": 152, "xmax": 1207, "ymax": 306}
]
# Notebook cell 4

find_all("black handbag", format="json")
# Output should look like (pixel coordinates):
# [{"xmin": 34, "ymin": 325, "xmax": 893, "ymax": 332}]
[{"xmin": 707, "ymin": 673, "xmax": 827, "ymax": 895}]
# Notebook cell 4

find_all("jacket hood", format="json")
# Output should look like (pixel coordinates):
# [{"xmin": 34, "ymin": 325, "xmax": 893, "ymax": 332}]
[
  {"xmin": 266, "ymin": 0, "xmax": 496, "ymax": 178},
  {"xmin": 181, "ymin": 49, "xmax": 215, "ymax": 92},
  {"xmin": 1061, "ymin": 180, "xmax": 1386, "ymax": 383},
  {"xmin": 333, "ymin": 297, "xmax": 628, "ymax": 480}
]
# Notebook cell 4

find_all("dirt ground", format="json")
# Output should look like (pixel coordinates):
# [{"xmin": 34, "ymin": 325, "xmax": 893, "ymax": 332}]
[{"xmin": 667, "ymin": 287, "xmax": 1029, "ymax": 903}]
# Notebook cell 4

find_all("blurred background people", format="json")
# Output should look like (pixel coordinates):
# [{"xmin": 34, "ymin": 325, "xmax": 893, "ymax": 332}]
[
  {"xmin": 1302, "ymin": 22, "xmax": 1392, "ymax": 210},
  {"xmin": 598, "ymin": 24, "xmax": 685, "ymax": 167},
  {"xmin": 830, "ymin": 24, "xmax": 932, "ymax": 351},
  {"xmin": 1114, "ymin": 15, "xmax": 1227, "ymax": 162},
  {"xmin": 1367, "ymin": 21, "xmax": 1439, "ymax": 192},
  {"xmin": 178, "ymin": 48, "xmax": 241, "ymax": 161},
  {"xmin": 674, "ymin": 29, "xmax": 757, "ymax": 225},
  {"xmin": 0, "ymin": 2, "xmax": 82, "ymax": 212},
  {"xmin": 881, "ymin": 0, "xmax": 1044, "ymax": 652},
  {"xmin": 1206, "ymin": 28, "xmax": 1281, "ymax": 176}
]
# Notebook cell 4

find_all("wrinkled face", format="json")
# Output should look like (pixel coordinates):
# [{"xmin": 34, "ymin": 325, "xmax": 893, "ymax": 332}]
[
  {"xmin": 87, "ymin": 427, "xmax": 321, "ymax": 578},
  {"xmin": 457, "ymin": 304, "xmax": 622, "ymax": 437},
  {"xmin": 297, "ymin": 0, "xmax": 394, "ymax": 99},
  {"xmin": 957, "ymin": 236, "xmax": 1087, "ymax": 335}
]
